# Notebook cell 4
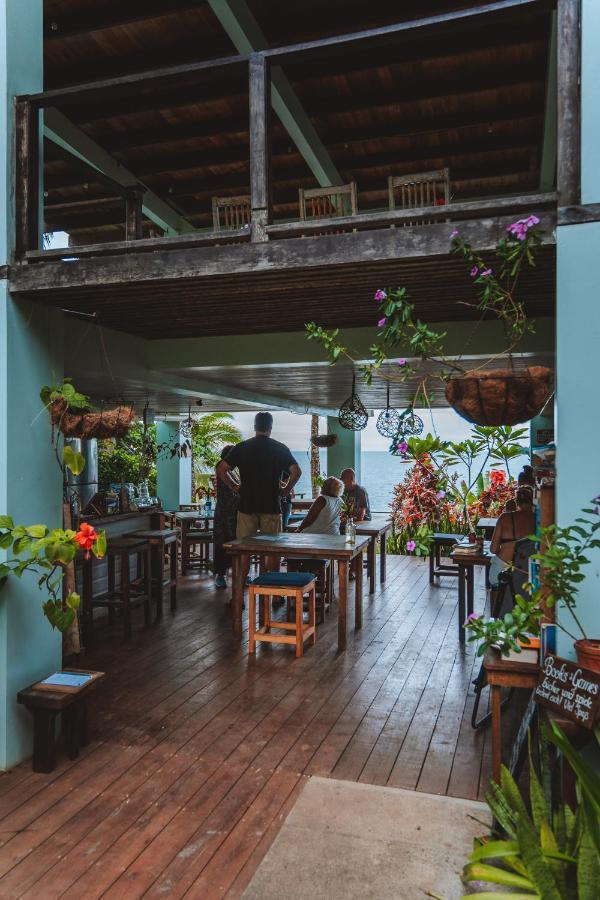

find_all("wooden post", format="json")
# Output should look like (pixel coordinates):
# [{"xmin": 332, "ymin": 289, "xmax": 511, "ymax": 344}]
[
  {"xmin": 310, "ymin": 414, "xmax": 320, "ymax": 498},
  {"xmin": 125, "ymin": 186, "xmax": 144, "ymax": 241},
  {"xmin": 248, "ymin": 53, "xmax": 271, "ymax": 243},
  {"xmin": 557, "ymin": 0, "xmax": 581, "ymax": 206},
  {"xmin": 15, "ymin": 100, "xmax": 40, "ymax": 257}
]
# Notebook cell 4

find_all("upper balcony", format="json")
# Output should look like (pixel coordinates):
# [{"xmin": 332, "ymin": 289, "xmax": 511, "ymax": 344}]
[{"xmin": 8, "ymin": 0, "xmax": 567, "ymax": 340}]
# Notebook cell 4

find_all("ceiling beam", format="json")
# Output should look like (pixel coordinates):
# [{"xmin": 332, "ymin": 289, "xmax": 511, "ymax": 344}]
[
  {"xmin": 207, "ymin": 0, "xmax": 341, "ymax": 187},
  {"xmin": 43, "ymin": 108, "xmax": 195, "ymax": 235}
]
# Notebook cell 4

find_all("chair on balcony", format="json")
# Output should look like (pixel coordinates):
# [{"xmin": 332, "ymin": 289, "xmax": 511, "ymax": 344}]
[
  {"xmin": 212, "ymin": 195, "xmax": 251, "ymax": 231},
  {"xmin": 298, "ymin": 183, "xmax": 358, "ymax": 232},
  {"xmin": 387, "ymin": 168, "xmax": 450, "ymax": 225}
]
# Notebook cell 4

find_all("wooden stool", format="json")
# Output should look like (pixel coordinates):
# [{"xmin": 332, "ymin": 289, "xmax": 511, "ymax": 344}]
[
  {"xmin": 17, "ymin": 669, "xmax": 105, "ymax": 773},
  {"xmin": 129, "ymin": 528, "xmax": 178, "ymax": 619},
  {"xmin": 81, "ymin": 537, "xmax": 152, "ymax": 647},
  {"xmin": 249, "ymin": 572, "xmax": 317, "ymax": 658},
  {"xmin": 181, "ymin": 525, "xmax": 214, "ymax": 574},
  {"xmin": 429, "ymin": 532, "xmax": 462, "ymax": 583},
  {"xmin": 285, "ymin": 557, "xmax": 331, "ymax": 623}
]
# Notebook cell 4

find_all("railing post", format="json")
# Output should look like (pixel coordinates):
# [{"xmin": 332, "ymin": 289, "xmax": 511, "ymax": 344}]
[
  {"xmin": 125, "ymin": 185, "xmax": 145, "ymax": 241},
  {"xmin": 557, "ymin": 0, "xmax": 581, "ymax": 206},
  {"xmin": 15, "ymin": 99, "xmax": 40, "ymax": 257},
  {"xmin": 248, "ymin": 53, "xmax": 271, "ymax": 242}
]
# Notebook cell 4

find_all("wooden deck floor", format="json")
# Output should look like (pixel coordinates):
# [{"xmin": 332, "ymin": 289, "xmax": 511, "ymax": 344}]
[{"xmin": 0, "ymin": 555, "xmax": 514, "ymax": 899}]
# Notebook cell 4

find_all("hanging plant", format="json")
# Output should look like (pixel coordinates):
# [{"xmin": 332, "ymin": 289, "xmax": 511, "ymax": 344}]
[
  {"xmin": 311, "ymin": 434, "xmax": 338, "ymax": 448},
  {"xmin": 306, "ymin": 215, "xmax": 552, "ymax": 426},
  {"xmin": 41, "ymin": 379, "xmax": 134, "ymax": 440},
  {"xmin": 376, "ymin": 384, "xmax": 401, "ymax": 437},
  {"xmin": 338, "ymin": 373, "xmax": 368, "ymax": 431}
]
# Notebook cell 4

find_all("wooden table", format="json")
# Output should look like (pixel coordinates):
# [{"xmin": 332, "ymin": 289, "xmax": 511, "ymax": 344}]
[
  {"xmin": 477, "ymin": 516, "xmax": 498, "ymax": 539},
  {"xmin": 484, "ymin": 649, "xmax": 539, "ymax": 783},
  {"xmin": 224, "ymin": 532, "xmax": 370, "ymax": 650},
  {"xmin": 291, "ymin": 499, "xmax": 313, "ymax": 511},
  {"xmin": 450, "ymin": 543, "xmax": 492, "ymax": 644},
  {"xmin": 355, "ymin": 517, "xmax": 392, "ymax": 595}
]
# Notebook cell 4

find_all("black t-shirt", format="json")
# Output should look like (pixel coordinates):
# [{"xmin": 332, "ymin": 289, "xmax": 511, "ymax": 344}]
[{"xmin": 225, "ymin": 435, "xmax": 297, "ymax": 514}]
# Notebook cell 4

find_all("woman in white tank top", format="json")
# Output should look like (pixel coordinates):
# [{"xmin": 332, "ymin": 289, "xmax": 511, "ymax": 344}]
[{"xmin": 298, "ymin": 477, "xmax": 344, "ymax": 535}]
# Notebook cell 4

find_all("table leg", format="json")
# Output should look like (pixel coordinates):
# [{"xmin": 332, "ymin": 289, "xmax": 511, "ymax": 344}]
[
  {"xmin": 170, "ymin": 542, "xmax": 177, "ymax": 612},
  {"xmin": 380, "ymin": 533, "xmax": 387, "ymax": 583},
  {"xmin": 458, "ymin": 563, "xmax": 466, "ymax": 644},
  {"xmin": 368, "ymin": 538, "xmax": 376, "ymax": 595},
  {"xmin": 467, "ymin": 565, "xmax": 475, "ymax": 619},
  {"xmin": 338, "ymin": 560, "xmax": 348, "ymax": 651},
  {"xmin": 231, "ymin": 553, "xmax": 246, "ymax": 640},
  {"xmin": 491, "ymin": 684, "xmax": 502, "ymax": 783},
  {"xmin": 355, "ymin": 550, "xmax": 363, "ymax": 629},
  {"xmin": 32, "ymin": 709, "xmax": 57, "ymax": 773}
]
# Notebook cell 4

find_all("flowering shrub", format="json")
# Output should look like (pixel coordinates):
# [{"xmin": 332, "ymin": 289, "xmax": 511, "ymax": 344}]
[
  {"xmin": 0, "ymin": 518, "xmax": 107, "ymax": 631},
  {"xmin": 388, "ymin": 455, "xmax": 458, "ymax": 555}
]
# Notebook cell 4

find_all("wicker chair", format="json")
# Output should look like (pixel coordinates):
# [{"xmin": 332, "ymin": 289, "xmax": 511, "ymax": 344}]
[
  {"xmin": 212, "ymin": 195, "xmax": 251, "ymax": 231},
  {"xmin": 387, "ymin": 168, "xmax": 450, "ymax": 225},
  {"xmin": 298, "ymin": 183, "xmax": 357, "ymax": 230}
]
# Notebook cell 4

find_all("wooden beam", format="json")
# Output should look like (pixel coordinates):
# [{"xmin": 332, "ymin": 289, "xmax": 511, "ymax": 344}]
[
  {"xmin": 43, "ymin": 108, "xmax": 194, "ymax": 234},
  {"xmin": 208, "ymin": 0, "xmax": 341, "ymax": 187},
  {"xmin": 45, "ymin": 0, "xmax": 201, "ymax": 41},
  {"xmin": 539, "ymin": 10, "xmax": 557, "ymax": 192},
  {"xmin": 557, "ymin": 0, "xmax": 581, "ymax": 206},
  {"xmin": 14, "ymin": 101, "xmax": 40, "ymax": 256},
  {"xmin": 9, "ymin": 209, "xmax": 556, "ymax": 295},
  {"xmin": 125, "ymin": 187, "xmax": 145, "ymax": 241},
  {"xmin": 558, "ymin": 202, "xmax": 600, "ymax": 225},
  {"xmin": 248, "ymin": 54, "xmax": 271, "ymax": 242}
]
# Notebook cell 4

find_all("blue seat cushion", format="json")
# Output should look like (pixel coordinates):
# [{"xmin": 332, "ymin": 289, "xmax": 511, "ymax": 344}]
[{"xmin": 251, "ymin": 572, "xmax": 316, "ymax": 588}]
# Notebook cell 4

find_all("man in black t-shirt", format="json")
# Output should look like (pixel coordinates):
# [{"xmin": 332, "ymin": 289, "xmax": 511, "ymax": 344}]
[{"xmin": 216, "ymin": 412, "xmax": 301, "ymax": 574}]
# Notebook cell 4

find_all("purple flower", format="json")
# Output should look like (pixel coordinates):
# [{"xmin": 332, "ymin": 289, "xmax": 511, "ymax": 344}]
[
  {"xmin": 406, "ymin": 540, "xmax": 416, "ymax": 553},
  {"xmin": 377, "ymin": 317, "xmax": 386, "ymax": 327},
  {"xmin": 437, "ymin": 490, "xmax": 446, "ymax": 499},
  {"xmin": 524, "ymin": 215, "xmax": 540, "ymax": 228},
  {"xmin": 450, "ymin": 229, "xmax": 459, "ymax": 239},
  {"xmin": 481, "ymin": 267, "xmax": 493, "ymax": 277},
  {"xmin": 470, "ymin": 265, "xmax": 479, "ymax": 277},
  {"xmin": 398, "ymin": 441, "xmax": 408, "ymax": 454},
  {"xmin": 374, "ymin": 289, "xmax": 387, "ymax": 302},
  {"xmin": 507, "ymin": 214, "xmax": 539, "ymax": 241},
  {"xmin": 397, "ymin": 358, "xmax": 407, "ymax": 367},
  {"xmin": 464, "ymin": 612, "xmax": 480, "ymax": 626}
]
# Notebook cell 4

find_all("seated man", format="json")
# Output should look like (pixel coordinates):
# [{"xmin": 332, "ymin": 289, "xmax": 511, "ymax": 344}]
[{"xmin": 340, "ymin": 468, "xmax": 371, "ymax": 522}]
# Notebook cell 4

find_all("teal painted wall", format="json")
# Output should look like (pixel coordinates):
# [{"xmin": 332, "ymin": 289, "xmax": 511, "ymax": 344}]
[
  {"xmin": 582, "ymin": 0, "xmax": 600, "ymax": 204},
  {"xmin": 155, "ymin": 422, "xmax": 192, "ymax": 511},
  {"xmin": 326, "ymin": 417, "xmax": 362, "ymax": 484}
]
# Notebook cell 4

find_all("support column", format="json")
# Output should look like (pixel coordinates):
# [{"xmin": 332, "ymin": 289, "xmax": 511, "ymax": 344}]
[
  {"xmin": 0, "ymin": 1, "xmax": 64, "ymax": 770},
  {"xmin": 155, "ymin": 422, "xmax": 193, "ymax": 511},
  {"xmin": 555, "ymin": 0, "xmax": 600, "ymax": 658},
  {"xmin": 326, "ymin": 417, "xmax": 362, "ymax": 483}
]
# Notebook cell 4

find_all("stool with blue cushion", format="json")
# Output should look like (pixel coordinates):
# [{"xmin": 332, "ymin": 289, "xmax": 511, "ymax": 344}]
[{"xmin": 248, "ymin": 572, "xmax": 317, "ymax": 658}]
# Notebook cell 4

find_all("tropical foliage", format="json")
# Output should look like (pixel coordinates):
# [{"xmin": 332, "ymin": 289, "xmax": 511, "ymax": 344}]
[
  {"xmin": 191, "ymin": 413, "xmax": 241, "ymax": 496},
  {"xmin": 98, "ymin": 423, "xmax": 158, "ymax": 494}
]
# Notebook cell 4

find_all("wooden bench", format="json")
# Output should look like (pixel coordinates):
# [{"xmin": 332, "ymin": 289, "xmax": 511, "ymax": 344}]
[{"xmin": 17, "ymin": 669, "xmax": 105, "ymax": 773}]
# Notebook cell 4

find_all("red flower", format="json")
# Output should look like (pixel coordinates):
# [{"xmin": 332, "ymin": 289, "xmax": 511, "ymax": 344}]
[
  {"xmin": 74, "ymin": 522, "xmax": 98, "ymax": 559},
  {"xmin": 489, "ymin": 470, "xmax": 506, "ymax": 485}
]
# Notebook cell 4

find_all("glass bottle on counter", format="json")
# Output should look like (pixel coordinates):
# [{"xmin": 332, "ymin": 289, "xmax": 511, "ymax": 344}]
[{"xmin": 345, "ymin": 517, "xmax": 356, "ymax": 545}]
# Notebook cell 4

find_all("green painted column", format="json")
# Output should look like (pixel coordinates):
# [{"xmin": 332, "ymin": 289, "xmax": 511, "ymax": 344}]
[
  {"xmin": 326, "ymin": 417, "xmax": 362, "ymax": 483},
  {"xmin": 0, "ymin": 1, "xmax": 64, "ymax": 769},
  {"xmin": 155, "ymin": 421, "xmax": 193, "ymax": 511}
]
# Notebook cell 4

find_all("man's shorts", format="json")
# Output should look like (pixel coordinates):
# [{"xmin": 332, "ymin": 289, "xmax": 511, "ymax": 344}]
[{"xmin": 236, "ymin": 511, "xmax": 282, "ymax": 539}]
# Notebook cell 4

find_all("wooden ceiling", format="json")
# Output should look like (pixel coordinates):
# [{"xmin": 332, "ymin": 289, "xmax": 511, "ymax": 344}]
[{"xmin": 42, "ymin": 0, "xmax": 554, "ymax": 243}]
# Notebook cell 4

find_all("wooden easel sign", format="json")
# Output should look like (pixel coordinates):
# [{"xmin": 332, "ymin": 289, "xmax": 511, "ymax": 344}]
[{"xmin": 535, "ymin": 655, "xmax": 600, "ymax": 729}]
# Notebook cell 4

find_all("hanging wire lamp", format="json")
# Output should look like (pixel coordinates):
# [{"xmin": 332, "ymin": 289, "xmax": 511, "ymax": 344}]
[
  {"xmin": 338, "ymin": 373, "xmax": 368, "ymax": 431},
  {"xmin": 376, "ymin": 383, "xmax": 401, "ymax": 438},
  {"xmin": 179, "ymin": 404, "xmax": 196, "ymax": 439},
  {"xmin": 398, "ymin": 406, "xmax": 424, "ymax": 437}
]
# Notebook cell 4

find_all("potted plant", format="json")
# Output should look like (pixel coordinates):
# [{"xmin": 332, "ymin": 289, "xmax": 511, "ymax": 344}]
[
  {"xmin": 0, "ymin": 517, "xmax": 106, "ymax": 631},
  {"xmin": 41, "ymin": 378, "xmax": 134, "ymax": 440},
  {"xmin": 465, "ymin": 498, "xmax": 600, "ymax": 672},
  {"xmin": 306, "ymin": 214, "xmax": 553, "ymax": 427}
]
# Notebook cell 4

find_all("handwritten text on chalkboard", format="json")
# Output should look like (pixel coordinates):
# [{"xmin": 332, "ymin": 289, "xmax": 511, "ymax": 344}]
[{"xmin": 534, "ymin": 655, "xmax": 600, "ymax": 729}]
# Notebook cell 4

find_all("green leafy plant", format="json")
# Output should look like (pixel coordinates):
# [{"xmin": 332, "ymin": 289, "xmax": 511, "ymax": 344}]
[
  {"xmin": 0, "ymin": 517, "xmax": 106, "ymax": 631},
  {"xmin": 461, "ymin": 722, "xmax": 600, "ymax": 898},
  {"xmin": 465, "ymin": 594, "xmax": 543, "ymax": 658},
  {"xmin": 98, "ymin": 423, "xmax": 158, "ymax": 493},
  {"xmin": 40, "ymin": 378, "xmax": 91, "ymax": 412},
  {"xmin": 191, "ymin": 413, "xmax": 241, "ymax": 494}
]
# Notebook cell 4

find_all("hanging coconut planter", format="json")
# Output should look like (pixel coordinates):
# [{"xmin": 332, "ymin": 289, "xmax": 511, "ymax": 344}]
[
  {"xmin": 338, "ymin": 374, "xmax": 368, "ymax": 431},
  {"xmin": 376, "ymin": 384, "xmax": 401, "ymax": 438},
  {"xmin": 50, "ymin": 399, "xmax": 135, "ymax": 439},
  {"xmin": 311, "ymin": 433, "xmax": 338, "ymax": 448},
  {"xmin": 445, "ymin": 366, "xmax": 553, "ymax": 426}
]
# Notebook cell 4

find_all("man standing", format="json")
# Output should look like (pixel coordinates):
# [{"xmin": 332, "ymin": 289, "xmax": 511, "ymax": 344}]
[
  {"xmin": 340, "ymin": 468, "xmax": 371, "ymax": 522},
  {"xmin": 216, "ymin": 412, "xmax": 301, "ymax": 573}
]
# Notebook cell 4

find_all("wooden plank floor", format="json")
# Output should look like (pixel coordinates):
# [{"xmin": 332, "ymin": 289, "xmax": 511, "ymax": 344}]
[{"xmin": 0, "ymin": 555, "xmax": 521, "ymax": 899}]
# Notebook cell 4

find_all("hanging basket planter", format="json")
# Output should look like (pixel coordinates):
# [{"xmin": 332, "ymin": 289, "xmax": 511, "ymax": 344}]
[
  {"xmin": 311, "ymin": 434, "xmax": 338, "ymax": 448},
  {"xmin": 50, "ymin": 399, "xmax": 135, "ymax": 439},
  {"xmin": 445, "ymin": 366, "xmax": 553, "ymax": 426},
  {"xmin": 338, "ymin": 374, "xmax": 368, "ymax": 431}
]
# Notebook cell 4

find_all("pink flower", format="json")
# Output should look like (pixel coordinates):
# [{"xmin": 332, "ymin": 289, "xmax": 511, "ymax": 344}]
[
  {"xmin": 464, "ymin": 612, "xmax": 480, "ymax": 626},
  {"xmin": 406, "ymin": 540, "xmax": 416, "ymax": 553},
  {"xmin": 374, "ymin": 289, "xmax": 387, "ymax": 302},
  {"xmin": 481, "ymin": 267, "xmax": 493, "ymax": 277},
  {"xmin": 397, "ymin": 358, "xmax": 407, "ymax": 367},
  {"xmin": 507, "ymin": 215, "xmax": 539, "ymax": 241},
  {"xmin": 377, "ymin": 317, "xmax": 386, "ymax": 327},
  {"xmin": 470, "ymin": 265, "xmax": 478, "ymax": 277},
  {"xmin": 398, "ymin": 441, "xmax": 408, "ymax": 453},
  {"xmin": 437, "ymin": 490, "xmax": 446, "ymax": 499},
  {"xmin": 524, "ymin": 215, "xmax": 540, "ymax": 228},
  {"xmin": 450, "ymin": 229, "xmax": 459, "ymax": 239}
]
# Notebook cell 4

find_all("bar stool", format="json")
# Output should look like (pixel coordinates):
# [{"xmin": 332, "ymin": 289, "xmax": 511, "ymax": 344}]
[
  {"xmin": 181, "ymin": 524, "xmax": 214, "ymax": 575},
  {"xmin": 429, "ymin": 532, "xmax": 462, "ymax": 583},
  {"xmin": 81, "ymin": 537, "xmax": 152, "ymax": 646},
  {"xmin": 129, "ymin": 528, "xmax": 178, "ymax": 619},
  {"xmin": 248, "ymin": 572, "xmax": 317, "ymax": 658},
  {"xmin": 285, "ymin": 557, "xmax": 331, "ymax": 624}
]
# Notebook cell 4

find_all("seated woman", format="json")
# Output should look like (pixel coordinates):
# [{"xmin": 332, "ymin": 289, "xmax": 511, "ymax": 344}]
[
  {"xmin": 488, "ymin": 486, "xmax": 536, "ymax": 587},
  {"xmin": 297, "ymin": 477, "xmax": 344, "ymax": 535}
]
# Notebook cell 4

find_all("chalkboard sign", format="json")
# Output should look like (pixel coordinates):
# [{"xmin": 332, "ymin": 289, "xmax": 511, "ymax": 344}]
[{"xmin": 535, "ymin": 655, "xmax": 600, "ymax": 729}]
